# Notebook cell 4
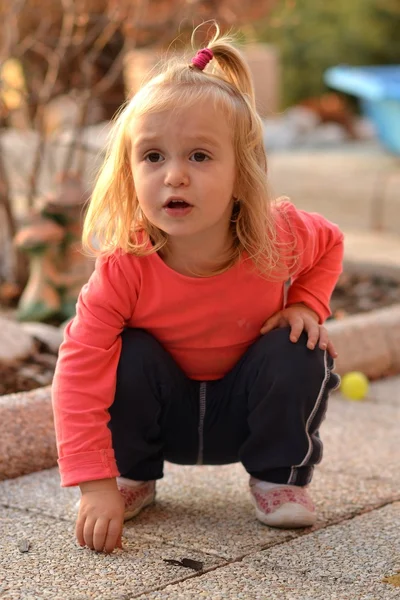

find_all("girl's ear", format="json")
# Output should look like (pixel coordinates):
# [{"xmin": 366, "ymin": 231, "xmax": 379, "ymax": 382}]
[
  {"xmin": 230, "ymin": 197, "xmax": 241, "ymax": 223},
  {"xmin": 233, "ymin": 176, "xmax": 242, "ymax": 202}
]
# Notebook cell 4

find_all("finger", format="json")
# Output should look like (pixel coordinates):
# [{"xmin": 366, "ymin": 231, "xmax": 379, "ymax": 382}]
[
  {"xmin": 318, "ymin": 327, "xmax": 330, "ymax": 351},
  {"xmin": 75, "ymin": 515, "xmax": 86, "ymax": 548},
  {"xmin": 260, "ymin": 314, "xmax": 280, "ymax": 335},
  {"xmin": 93, "ymin": 518, "xmax": 110, "ymax": 553},
  {"xmin": 104, "ymin": 518, "xmax": 123, "ymax": 554},
  {"xmin": 304, "ymin": 320, "xmax": 321, "ymax": 349},
  {"xmin": 289, "ymin": 317, "xmax": 304, "ymax": 342},
  {"xmin": 83, "ymin": 517, "xmax": 96, "ymax": 550},
  {"xmin": 327, "ymin": 339, "xmax": 338, "ymax": 358}
]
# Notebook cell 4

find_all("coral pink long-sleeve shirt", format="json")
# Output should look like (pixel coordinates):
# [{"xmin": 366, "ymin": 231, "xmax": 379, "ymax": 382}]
[{"xmin": 52, "ymin": 201, "xmax": 344, "ymax": 486}]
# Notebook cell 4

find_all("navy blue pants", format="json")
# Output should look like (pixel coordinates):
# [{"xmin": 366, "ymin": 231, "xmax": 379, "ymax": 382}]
[{"xmin": 108, "ymin": 327, "xmax": 340, "ymax": 486}]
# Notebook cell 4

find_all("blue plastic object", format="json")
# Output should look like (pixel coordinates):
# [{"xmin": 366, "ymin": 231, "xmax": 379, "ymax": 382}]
[{"xmin": 324, "ymin": 65, "xmax": 400, "ymax": 154}]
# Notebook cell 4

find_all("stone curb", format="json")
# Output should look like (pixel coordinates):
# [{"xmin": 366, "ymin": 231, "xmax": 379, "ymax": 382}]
[
  {"xmin": 0, "ymin": 385, "xmax": 56, "ymax": 481},
  {"xmin": 1, "ymin": 304, "xmax": 400, "ymax": 481},
  {"xmin": 326, "ymin": 304, "xmax": 400, "ymax": 379}
]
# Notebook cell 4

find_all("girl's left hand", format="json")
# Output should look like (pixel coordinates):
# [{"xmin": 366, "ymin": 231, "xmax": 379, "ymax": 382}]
[{"xmin": 260, "ymin": 303, "xmax": 338, "ymax": 358}]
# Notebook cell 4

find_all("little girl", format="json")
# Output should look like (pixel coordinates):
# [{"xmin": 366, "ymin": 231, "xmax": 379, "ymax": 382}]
[{"xmin": 52, "ymin": 25, "xmax": 343, "ymax": 554}]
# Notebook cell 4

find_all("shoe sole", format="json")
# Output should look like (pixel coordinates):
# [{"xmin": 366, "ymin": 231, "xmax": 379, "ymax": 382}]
[
  {"xmin": 250, "ymin": 494, "xmax": 316, "ymax": 529},
  {"xmin": 123, "ymin": 492, "xmax": 156, "ymax": 522}
]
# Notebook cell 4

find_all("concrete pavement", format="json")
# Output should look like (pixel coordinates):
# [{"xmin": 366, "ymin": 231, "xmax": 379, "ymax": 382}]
[{"xmin": 0, "ymin": 376, "xmax": 399, "ymax": 599}]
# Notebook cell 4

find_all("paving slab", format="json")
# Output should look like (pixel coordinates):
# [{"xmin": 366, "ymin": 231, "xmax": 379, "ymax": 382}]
[
  {"xmin": 0, "ymin": 378, "xmax": 399, "ymax": 561},
  {"xmin": 0, "ymin": 506, "xmax": 225, "ymax": 600},
  {"xmin": 135, "ymin": 502, "xmax": 400, "ymax": 600}
]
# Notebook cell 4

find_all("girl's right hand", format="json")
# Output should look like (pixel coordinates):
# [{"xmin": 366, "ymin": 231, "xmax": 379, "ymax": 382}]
[{"xmin": 76, "ymin": 478, "xmax": 125, "ymax": 553}]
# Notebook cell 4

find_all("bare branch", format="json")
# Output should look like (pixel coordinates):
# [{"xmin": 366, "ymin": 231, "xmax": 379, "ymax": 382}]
[
  {"xmin": 69, "ymin": 14, "xmax": 109, "ymax": 60},
  {"xmin": 82, "ymin": 17, "xmax": 122, "ymax": 95},
  {"xmin": 0, "ymin": 141, "xmax": 32, "ymax": 190},
  {"xmin": 0, "ymin": 132, "xmax": 27, "ymax": 286},
  {"xmin": 28, "ymin": 0, "xmax": 78, "ymax": 206},
  {"xmin": 61, "ymin": 6, "xmax": 122, "ymax": 176},
  {"xmin": 87, "ymin": 17, "xmax": 120, "ymax": 61},
  {"xmin": 93, "ymin": 41, "xmax": 127, "ymax": 96},
  {"xmin": 18, "ymin": 38, "xmax": 54, "ymax": 63},
  {"xmin": 60, "ymin": 1, "xmax": 138, "ymax": 176},
  {"xmin": 14, "ymin": 18, "xmax": 53, "ymax": 58},
  {"xmin": 27, "ymin": 110, "xmax": 46, "ymax": 206},
  {"xmin": 94, "ymin": 0, "xmax": 150, "ymax": 96},
  {"xmin": 38, "ymin": 0, "xmax": 76, "ymax": 104},
  {"xmin": 62, "ymin": 90, "xmax": 91, "ymax": 175},
  {"xmin": 0, "ymin": 1, "xmax": 27, "ymax": 67},
  {"xmin": 0, "ymin": 138, "xmax": 15, "ymax": 237}
]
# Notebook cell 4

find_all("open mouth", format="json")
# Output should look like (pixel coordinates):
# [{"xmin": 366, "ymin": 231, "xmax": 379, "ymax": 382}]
[
  {"xmin": 164, "ymin": 199, "xmax": 192, "ymax": 209},
  {"xmin": 163, "ymin": 198, "xmax": 193, "ymax": 217}
]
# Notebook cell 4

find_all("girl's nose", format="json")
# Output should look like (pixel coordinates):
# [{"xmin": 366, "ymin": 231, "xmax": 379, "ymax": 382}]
[{"xmin": 164, "ymin": 161, "xmax": 189, "ymax": 187}]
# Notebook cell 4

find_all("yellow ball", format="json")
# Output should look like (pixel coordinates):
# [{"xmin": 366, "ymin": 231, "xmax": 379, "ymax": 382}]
[{"xmin": 341, "ymin": 371, "xmax": 369, "ymax": 401}]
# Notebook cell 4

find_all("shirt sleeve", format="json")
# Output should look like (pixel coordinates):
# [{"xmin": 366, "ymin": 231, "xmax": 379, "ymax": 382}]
[
  {"xmin": 277, "ymin": 201, "xmax": 344, "ymax": 323},
  {"xmin": 51, "ymin": 251, "xmax": 138, "ymax": 487}
]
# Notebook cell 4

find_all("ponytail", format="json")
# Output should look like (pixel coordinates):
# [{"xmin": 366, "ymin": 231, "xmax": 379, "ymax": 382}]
[{"xmin": 191, "ymin": 23, "xmax": 256, "ymax": 108}]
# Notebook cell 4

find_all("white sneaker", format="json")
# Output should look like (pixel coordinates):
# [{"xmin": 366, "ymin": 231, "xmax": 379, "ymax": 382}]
[
  {"xmin": 117, "ymin": 478, "xmax": 156, "ymax": 521},
  {"xmin": 249, "ymin": 478, "xmax": 316, "ymax": 528}
]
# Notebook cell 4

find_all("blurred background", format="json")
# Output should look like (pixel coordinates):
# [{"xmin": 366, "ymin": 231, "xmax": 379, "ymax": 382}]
[{"xmin": 1, "ymin": 0, "xmax": 400, "ymax": 394}]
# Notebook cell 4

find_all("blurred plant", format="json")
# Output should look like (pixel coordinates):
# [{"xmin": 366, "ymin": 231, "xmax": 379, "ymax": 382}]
[
  {"xmin": 256, "ymin": 0, "xmax": 400, "ymax": 108},
  {"xmin": 0, "ymin": 0, "xmax": 130, "ymax": 290}
]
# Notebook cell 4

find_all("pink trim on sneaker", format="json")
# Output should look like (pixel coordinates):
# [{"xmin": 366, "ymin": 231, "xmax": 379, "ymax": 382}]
[
  {"xmin": 253, "ymin": 486, "xmax": 315, "ymax": 515},
  {"xmin": 118, "ymin": 480, "xmax": 156, "ymax": 521},
  {"xmin": 250, "ymin": 484, "xmax": 316, "ymax": 528}
]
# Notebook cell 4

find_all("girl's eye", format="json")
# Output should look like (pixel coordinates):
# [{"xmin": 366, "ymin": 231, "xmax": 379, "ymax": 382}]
[
  {"xmin": 190, "ymin": 152, "xmax": 209, "ymax": 162},
  {"xmin": 145, "ymin": 152, "xmax": 163, "ymax": 163}
]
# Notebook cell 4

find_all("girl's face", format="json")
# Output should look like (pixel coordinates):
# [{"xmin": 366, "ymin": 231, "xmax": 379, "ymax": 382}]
[{"xmin": 130, "ymin": 99, "xmax": 236, "ymax": 246}]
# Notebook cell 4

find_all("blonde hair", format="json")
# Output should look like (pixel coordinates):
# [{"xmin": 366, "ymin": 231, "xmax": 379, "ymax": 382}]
[{"xmin": 82, "ymin": 23, "xmax": 290, "ymax": 278}]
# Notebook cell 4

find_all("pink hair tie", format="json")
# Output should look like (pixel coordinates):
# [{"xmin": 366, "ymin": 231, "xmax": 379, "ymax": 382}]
[{"xmin": 191, "ymin": 48, "xmax": 214, "ymax": 71}]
